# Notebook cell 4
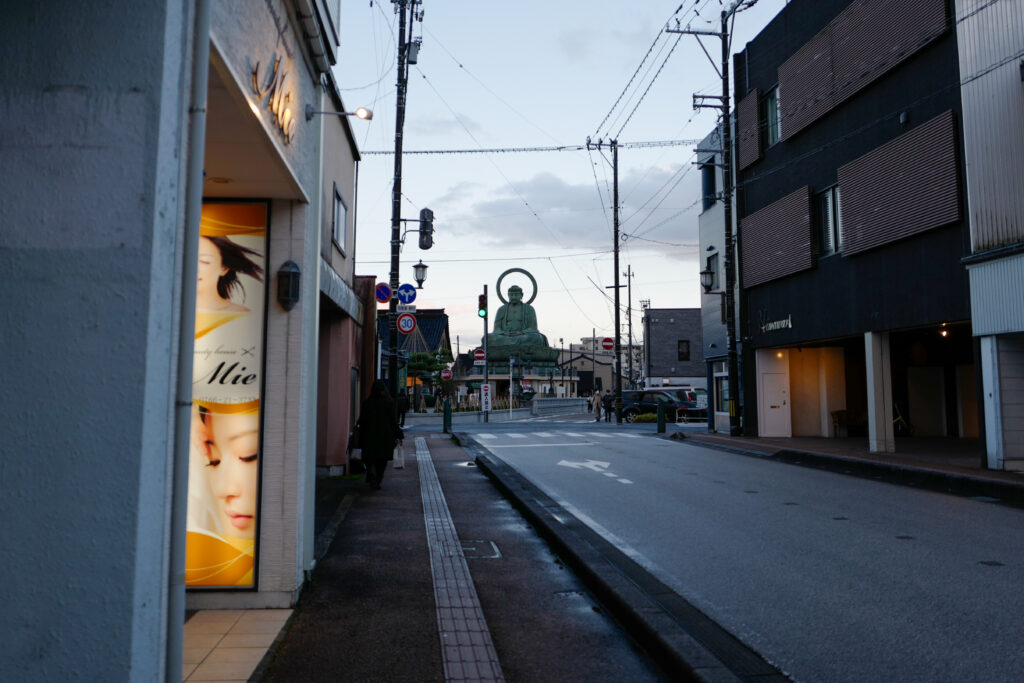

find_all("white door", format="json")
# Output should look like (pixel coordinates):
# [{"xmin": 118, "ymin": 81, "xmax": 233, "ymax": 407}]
[{"xmin": 760, "ymin": 372, "xmax": 792, "ymax": 437}]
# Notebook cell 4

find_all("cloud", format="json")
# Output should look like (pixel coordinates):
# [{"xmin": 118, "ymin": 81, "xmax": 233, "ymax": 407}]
[{"xmin": 426, "ymin": 163, "xmax": 701, "ymax": 252}]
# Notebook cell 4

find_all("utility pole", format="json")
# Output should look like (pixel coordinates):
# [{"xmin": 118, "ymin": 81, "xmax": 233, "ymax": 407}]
[
  {"xmin": 625, "ymin": 265, "xmax": 634, "ymax": 390},
  {"xmin": 668, "ymin": 0, "xmax": 747, "ymax": 435},
  {"xmin": 589, "ymin": 138, "xmax": 625, "ymax": 423},
  {"xmin": 387, "ymin": 0, "xmax": 421, "ymax": 402},
  {"xmin": 612, "ymin": 140, "xmax": 622, "ymax": 423}
]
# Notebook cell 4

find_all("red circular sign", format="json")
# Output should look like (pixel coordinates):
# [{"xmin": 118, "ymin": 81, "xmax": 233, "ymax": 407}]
[
  {"xmin": 473, "ymin": 349, "xmax": 486, "ymax": 361},
  {"xmin": 396, "ymin": 312, "xmax": 417, "ymax": 334},
  {"xmin": 601, "ymin": 337, "xmax": 614, "ymax": 350},
  {"xmin": 441, "ymin": 369, "xmax": 453, "ymax": 380}
]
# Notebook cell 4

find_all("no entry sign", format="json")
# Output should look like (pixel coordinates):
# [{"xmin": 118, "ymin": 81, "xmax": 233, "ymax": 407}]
[
  {"xmin": 473, "ymin": 349, "xmax": 486, "ymax": 361},
  {"xmin": 601, "ymin": 337, "xmax": 614, "ymax": 350},
  {"xmin": 440, "ymin": 368, "xmax": 453, "ymax": 380}
]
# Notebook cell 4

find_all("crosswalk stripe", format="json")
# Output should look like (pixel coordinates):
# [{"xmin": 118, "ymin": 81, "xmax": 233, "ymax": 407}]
[
  {"xmin": 478, "ymin": 434, "xmax": 496, "ymax": 439},
  {"xmin": 535, "ymin": 432, "xmax": 553, "ymax": 437},
  {"xmin": 507, "ymin": 433, "xmax": 525, "ymax": 439}
]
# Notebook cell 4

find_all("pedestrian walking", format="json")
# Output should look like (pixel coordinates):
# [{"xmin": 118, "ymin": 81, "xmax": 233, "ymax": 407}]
[
  {"xmin": 355, "ymin": 380, "xmax": 404, "ymax": 490},
  {"xmin": 602, "ymin": 389, "xmax": 613, "ymax": 422},
  {"xmin": 590, "ymin": 390, "xmax": 602, "ymax": 421},
  {"xmin": 397, "ymin": 390, "xmax": 409, "ymax": 427}
]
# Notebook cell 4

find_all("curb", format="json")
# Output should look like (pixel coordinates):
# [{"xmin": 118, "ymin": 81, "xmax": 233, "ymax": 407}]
[{"xmin": 461, "ymin": 433, "xmax": 788, "ymax": 682}]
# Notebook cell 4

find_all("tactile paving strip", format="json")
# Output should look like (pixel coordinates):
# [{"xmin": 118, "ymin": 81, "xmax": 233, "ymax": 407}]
[{"xmin": 416, "ymin": 437, "xmax": 505, "ymax": 682}]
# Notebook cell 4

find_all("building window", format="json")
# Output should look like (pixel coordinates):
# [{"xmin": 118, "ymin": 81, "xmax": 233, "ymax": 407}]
[
  {"xmin": 677, "ymin": 340, "xmax": 690, "ymax": 362},
  {"xmin": 332, "ymin": 184, "xmax": 347, "ymax": 253},
  {"xmin": 761, "ymin": 87, "xmax": 781, "ymax": 148},
  {"xmin": 818, "ymin": 186, "xmax": 842, "ymax": 256},
  {"xmin": 701, "ymin": 161, "xmax": 717, "ymax": 211}
]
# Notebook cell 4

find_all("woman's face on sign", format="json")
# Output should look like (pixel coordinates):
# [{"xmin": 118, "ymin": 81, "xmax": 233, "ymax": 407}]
[
  {"xmin": 204, "ymin": 411, "xmax": 259, "ymax": 539},
  {"xmin": 197, "ymin": 237, "xmax": 227, "ymax": 302}
]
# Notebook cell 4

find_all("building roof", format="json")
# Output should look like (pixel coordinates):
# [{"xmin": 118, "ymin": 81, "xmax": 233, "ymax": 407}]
[{"xmin": 377, "ymin": 309, "xmax": 452, "ymax": 356}]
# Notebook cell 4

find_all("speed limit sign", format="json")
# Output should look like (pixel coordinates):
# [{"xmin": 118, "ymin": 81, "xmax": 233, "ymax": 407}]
[{"xmin": 397, "ymin": 312, "xmax": 417, "ymax": 335}]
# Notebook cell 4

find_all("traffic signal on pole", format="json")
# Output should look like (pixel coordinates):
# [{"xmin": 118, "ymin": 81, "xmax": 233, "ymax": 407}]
[
  {"xmin": 477, "ymin": 293, "xmax": 487, "ymax": 318},
  {"xmin": 418, "ymin": 207, "xmax": 434, "ymax": 249}
]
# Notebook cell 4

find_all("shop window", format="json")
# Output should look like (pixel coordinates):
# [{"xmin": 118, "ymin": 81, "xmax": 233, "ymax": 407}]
[
  {"xmin": 761, "ymin": 87, "xmax": 781, "ymax": 148},
  {"xmin": 818, "ymin": 186, "xmax": 842, "ymax": 256},
  {"xmin": 677, "ymin": 340, "xmax": 690, "ymax": 362},
  {"xmin": 332, "ymin": 184, "xmax": 348, "ymax": 253}
]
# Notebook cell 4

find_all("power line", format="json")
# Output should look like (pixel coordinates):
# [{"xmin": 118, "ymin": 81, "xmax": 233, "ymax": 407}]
[{"xmin": 360, "ymin": 139, "xmax": 702, "ymax": 155}]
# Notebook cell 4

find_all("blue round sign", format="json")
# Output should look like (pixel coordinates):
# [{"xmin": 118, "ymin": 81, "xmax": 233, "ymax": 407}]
[
  {"xmin": 375, "ymin": 282, "xmax": 392, "ymax": 304},
  {"xmin": 397, "ymin": 283, "xmax": 417, "ymax": 304}
]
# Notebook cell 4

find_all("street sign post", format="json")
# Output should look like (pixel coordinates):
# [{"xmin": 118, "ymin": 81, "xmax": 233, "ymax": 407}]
[
  {"xmin": 481, "ymin": 383, "xmax": 491, "ymax": 412},
  {"xmin": 396, "ymin": 312, "xmax": 417, "ymax": 335},
  {"xmin": 473, "ymin": 349, "xmax": 486, "ymax": 361},
  {"xmin": 601, "ymin": 337, "xmax": 614, "ymax": 350},
  {"xmin": 396, "ymin": 283, "xmax": 417, "ymax": 304},
  {"xmin": 375, "ymin": 282, "xmax": 392, "ymax": 304}
]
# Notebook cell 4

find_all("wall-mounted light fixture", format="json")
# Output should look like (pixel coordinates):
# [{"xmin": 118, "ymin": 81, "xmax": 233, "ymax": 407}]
[
  {"xmin": 413, "ymin": 260, "xmax": 429, "ymax": 289},
  {"xmin": 699, "ymin": 265, "xmax": 714, "ymax": 293},
  {"xmin": 277, "ymin": 260, "xmax": 301, "ymax": 311},
  {"xmin": 304, "ymin": 105, "xmax": 373, "ymax": 122}
]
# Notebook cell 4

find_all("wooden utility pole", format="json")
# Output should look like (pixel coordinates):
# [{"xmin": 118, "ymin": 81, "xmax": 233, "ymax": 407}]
[{"xmin": 668, "ymin": 0, "xmax": 748, "ymax": 435}]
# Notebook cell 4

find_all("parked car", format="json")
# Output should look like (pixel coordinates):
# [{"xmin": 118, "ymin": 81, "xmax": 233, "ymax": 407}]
[
  {"xmin": 619, "ymin": 390, "xmax": 689, "ymax": 423},
  {"xmin": 666, "ymin": 388, "xmax": 708, "ymax": 421}
]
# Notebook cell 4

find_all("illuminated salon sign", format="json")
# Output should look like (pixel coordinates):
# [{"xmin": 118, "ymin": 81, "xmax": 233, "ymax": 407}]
[
  {"xmin": 760, "ymin": 312, "xmax": 793, "ymax": 333},
  {"xmin": 250, "ymin": 55, "xmax": 295, "ymax": 144}
]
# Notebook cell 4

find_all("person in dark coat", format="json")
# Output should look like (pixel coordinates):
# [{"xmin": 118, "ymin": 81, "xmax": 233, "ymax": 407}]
[
  {"xmin": 602, "ymin": 389, "xmax": 614, "ymax": 422},
  {"xmin": 397, "ymin": 390, "xmax": 409, "ymax": 427},
  {"xmin": 357, "ymin": 380, "xmax": 404, "ymax": 490}
]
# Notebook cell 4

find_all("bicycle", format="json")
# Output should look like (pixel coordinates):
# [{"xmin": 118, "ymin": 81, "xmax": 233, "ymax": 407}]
[{"xmin": 893, "ymin": 401, "xmax": 914, "ymax": 436}]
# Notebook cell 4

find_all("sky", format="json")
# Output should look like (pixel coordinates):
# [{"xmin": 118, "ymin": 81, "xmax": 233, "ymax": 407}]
[{"xmin": 335, "ymin": 0, "xmax": 789, "ymax": 355}]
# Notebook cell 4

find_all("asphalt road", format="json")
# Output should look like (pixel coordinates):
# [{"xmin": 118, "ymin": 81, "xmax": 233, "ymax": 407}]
[{"xmin": 455, "ymin": 416, "xmax": 1024, "ymax": 682}]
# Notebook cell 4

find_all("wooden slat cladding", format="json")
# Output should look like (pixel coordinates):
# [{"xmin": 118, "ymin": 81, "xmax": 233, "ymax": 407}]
[
  {"xmin": 779, "ymin": 0, "xmax": 949, "ymax": 142},
  {"xmin": 778, "ymin": 30, "xmax": 835, "ymax": 142},
  {"xmin": 838, "ymin": 110, "xmax": 960, "ymax": 256},
  {"xmin": 741, "ymin": 186, "xmax": 813, "ymax": 288},
  {"xmin": 736, "ymin": 89, "xmax": 761, "ymax": 170}
]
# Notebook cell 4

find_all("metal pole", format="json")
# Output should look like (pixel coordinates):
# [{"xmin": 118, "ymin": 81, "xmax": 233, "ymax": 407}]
[
  {"xmin": 721, "ymin": 9, "xmax": 741, "ymax": 436},
  {"xmin": 388, "ymin": 0, "xmax": 410, "ymax": 402},
  {"xmin": 612, "ymin": 139, "xmax": 622, "ymax": 424},
  {"xmin": 483, "ymin": 283, "xmax": 489, "ymax": 422},
  {"xmin": 626, "ymin": 265, "xmax": 633, "ymax": 390}
]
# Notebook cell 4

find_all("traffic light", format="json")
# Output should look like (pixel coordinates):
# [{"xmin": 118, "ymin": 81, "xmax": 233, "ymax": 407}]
[
  {"xmin": 477, "ymin": 292, "xmax": 487, "ymax": 318},
  {"xmin": 418, "ymin": 207, "xmax": 434, "ymax": 249}
]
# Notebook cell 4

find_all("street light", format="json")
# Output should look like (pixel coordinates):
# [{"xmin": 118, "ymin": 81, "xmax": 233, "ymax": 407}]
[
  {"xmin": 412, "ymin": 260, "xmax": 428, "ymax": 289},
  {"xmin": 304, "ymin": 104, "xmax": 373, "ymax": 121}
]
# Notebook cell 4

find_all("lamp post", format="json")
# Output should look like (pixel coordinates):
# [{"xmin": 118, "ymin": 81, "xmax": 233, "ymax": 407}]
[
  {"xmin": 413, "ymin": 260, "xmax": 428, "ymax": 289},
  {"xmin": 559, "ymin": 337, "xmax": 564, "ymax": 397}
]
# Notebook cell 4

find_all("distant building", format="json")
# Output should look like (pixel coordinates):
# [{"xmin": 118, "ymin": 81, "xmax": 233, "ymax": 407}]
[{"xmin": 642, "ymin": 309, "xmax": 705, "ymax": 389}]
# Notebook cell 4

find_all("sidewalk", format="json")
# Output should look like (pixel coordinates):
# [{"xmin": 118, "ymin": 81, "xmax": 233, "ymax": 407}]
[{"xmin": 250, "ymin": 434, "xmax": 671, "ymax": 682}]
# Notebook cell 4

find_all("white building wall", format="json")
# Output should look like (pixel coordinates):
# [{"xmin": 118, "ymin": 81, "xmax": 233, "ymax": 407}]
[{"xmin": 0, "ymin": 2, "xmax": 193, "ymax": 679}]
